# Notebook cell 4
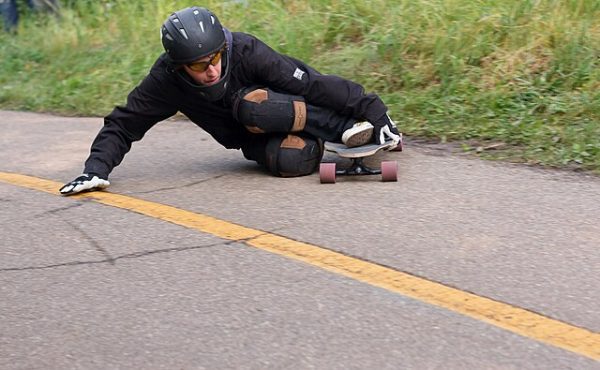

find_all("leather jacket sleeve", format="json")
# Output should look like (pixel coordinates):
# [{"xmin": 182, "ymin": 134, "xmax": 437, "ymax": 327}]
[{"xmin": 83, "ymin": 64, "xmax": 178, "ymax": 178}]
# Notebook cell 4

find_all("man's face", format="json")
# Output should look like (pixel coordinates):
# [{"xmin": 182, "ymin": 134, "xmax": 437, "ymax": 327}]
[{"xmin": 183, "ymin": 53, "xmax": 222, "ymax": 86}]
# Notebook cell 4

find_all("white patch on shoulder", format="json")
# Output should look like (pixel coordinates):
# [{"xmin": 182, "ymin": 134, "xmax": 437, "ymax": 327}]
[{"xmin": 293, "ymin": 68, "xmax": 305, "ymax": 81}]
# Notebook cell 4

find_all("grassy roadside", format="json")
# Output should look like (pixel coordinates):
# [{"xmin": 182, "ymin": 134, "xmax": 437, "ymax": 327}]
[{"xmin": 1, "ymin": 0, "xmax": 599, "ymax": 173}]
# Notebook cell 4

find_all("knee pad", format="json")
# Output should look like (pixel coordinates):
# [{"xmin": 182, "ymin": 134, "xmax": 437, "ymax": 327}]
[
  {"xmin": 265, "ymin": 134, "xmax": 323, "ymax": 177},
  {"xmin": 235, "ymin": 88, "xmax": 307, "ymax": 134}
]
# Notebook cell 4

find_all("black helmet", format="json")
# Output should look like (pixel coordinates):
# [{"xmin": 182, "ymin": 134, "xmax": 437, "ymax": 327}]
[
  {"xmin": 161, "ymin": 7, "xmax": 232, "ymax": 101},
  {"xmin": 161, "ymin": 7, "xmax": 225, "ymax": 64}
]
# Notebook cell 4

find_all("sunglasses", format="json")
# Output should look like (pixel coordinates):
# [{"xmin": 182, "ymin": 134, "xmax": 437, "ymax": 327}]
[{"xmin": 186, "ymin": 47, "xmax": 224, "ymax": 72}]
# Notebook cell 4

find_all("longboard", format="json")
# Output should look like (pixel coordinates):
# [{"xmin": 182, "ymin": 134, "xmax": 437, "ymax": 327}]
[{"xmin": 320, "ymin": 137, "xmax": 402, "ymax": 183}]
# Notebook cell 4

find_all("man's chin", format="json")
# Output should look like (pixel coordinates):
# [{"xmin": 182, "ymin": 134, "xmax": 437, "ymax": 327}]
[{"xmin": 204, "ymin": 78, "xmax": 219, "ymax": 86}]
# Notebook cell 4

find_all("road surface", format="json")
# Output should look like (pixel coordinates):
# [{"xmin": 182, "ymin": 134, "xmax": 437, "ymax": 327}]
[{"xmin": 1, "ymin": 110, "xmax": 598, "ymax": 369}]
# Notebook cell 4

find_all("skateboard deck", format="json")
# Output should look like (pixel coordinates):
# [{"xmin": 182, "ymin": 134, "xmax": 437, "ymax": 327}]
[
  {"xmin": 320, "ymin": 137, "xmax": 402, "ymax": 183},
  {"xmin": 324, "ymin": 140, "xmax": 398, "ymax": 158}
]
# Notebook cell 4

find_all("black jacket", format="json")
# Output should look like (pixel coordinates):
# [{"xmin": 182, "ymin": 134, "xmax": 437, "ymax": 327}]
[{"xmin": 84, "ymin": 31, "xmax": 391, "ymax": 178}]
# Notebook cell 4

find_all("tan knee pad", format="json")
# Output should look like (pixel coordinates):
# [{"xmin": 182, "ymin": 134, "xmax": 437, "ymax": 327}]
[{"xmin": 236, "ymin": 88, "xmax": 306, "ymax": 134}]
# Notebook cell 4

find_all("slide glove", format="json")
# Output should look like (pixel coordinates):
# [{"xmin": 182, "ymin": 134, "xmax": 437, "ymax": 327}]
[
  {"xmin": 59, "ymin": 174, "xmax": 110, "ymax": 195},
  {"xmin": 372, "ymin": 113, "xmax": 401, "ymax": 147}
]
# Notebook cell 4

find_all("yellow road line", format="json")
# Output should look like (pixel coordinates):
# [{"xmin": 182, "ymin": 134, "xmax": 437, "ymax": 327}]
[{"xmin": 1, "ymin": 171, "xmax": 599, "ymax": 360}]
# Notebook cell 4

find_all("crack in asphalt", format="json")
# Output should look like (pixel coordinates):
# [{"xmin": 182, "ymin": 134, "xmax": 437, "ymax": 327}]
[
  {"xmin": 2, "ymin": 187, "xmax": 281, "ymax": 273},
  {"xmin": 36, "ymin": 201, "xmax": 116, "ymax": 264},
  {"xmin": 43, "ymin": 202, "xmax": 85, "ymax": 214},
  {"xmin": 64, "ymin": 220, "xmax": 116, "ymax": 265},
  {"xmin": 0, "ymin": 239, "xmax": 241, "ymax": 272},
  {"xmin": 131, "ymin": 175, "xmax": 226, "ymax": 194}
]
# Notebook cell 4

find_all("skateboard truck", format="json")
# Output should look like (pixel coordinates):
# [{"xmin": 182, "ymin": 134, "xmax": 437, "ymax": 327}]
[{"xmin": 335, "ymin": 157, "xmax": 382, "ymax": 176}]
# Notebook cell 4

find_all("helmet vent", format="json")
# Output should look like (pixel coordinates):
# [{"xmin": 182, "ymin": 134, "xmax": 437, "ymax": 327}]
[
  {"xmin": 199, "ymin": 21, "xmax": 205, "ymax": 32},
  {"xmin": 211, "ymin": 15, "xmax": 215, "ymax": 24},
  {"xmin": 179, "ymin": 28, "xmax": 189, "ymax": 39}
]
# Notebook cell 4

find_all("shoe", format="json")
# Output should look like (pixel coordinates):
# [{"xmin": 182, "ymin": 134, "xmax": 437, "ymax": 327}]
[{"xmin": 341, "ymin": 121, "xmax": 374, "ymax": 147}]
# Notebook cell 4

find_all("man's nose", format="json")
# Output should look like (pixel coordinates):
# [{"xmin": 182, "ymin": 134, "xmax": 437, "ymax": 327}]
[{"xmin": 207, "ymin": 65, "xmax": 218, "ymax": 76}]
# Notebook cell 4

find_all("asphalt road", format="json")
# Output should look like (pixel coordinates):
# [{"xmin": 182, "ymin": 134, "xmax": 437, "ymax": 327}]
[{"xmin": 1, "ymin": 110, "xmax": 599, "ymax": 369}]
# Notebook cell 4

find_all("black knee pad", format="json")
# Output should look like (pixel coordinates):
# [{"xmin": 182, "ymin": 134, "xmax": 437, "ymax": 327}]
[
  {"xmin": 265, "ymin": 134, "xmax": 323, "ymax": 177},
  {"xmin": 235, "ymin": 88, "xmax": 307, "ymax": 134}
]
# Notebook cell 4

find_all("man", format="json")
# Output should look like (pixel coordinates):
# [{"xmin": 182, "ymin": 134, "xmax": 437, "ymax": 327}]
[
  {"xmin": 1, "ymin": 0, "xmax": 59, "ymax": 32},
  {"xmin": 60, "ymin": 6, "xmax": 401, "ymax": 195}
]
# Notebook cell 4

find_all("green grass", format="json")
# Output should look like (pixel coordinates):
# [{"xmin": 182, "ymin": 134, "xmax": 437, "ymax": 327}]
[{"xmin": 1, "ymin": 0, "xmax": 599, "ymax": 173}]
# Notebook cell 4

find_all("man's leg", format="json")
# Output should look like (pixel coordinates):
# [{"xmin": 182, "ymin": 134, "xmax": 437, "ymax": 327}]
[{"xmin": 234, "ymin": 87, "xmax": 359, "ymax": 142}]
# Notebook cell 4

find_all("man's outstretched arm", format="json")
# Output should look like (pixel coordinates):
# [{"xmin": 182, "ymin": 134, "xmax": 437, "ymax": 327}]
[{"xmin": 59, "ymin": 60, "xmax": 178, "ymax": 195}]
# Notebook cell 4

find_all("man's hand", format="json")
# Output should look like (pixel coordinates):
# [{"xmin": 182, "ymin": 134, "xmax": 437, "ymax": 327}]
[
  {"xmin": 373, "ymin": 113, "xmax": 401, "ymax": 146},
  {"xmin": 59, "ymin": 174, "xmax": 110, "ymax": 195}
]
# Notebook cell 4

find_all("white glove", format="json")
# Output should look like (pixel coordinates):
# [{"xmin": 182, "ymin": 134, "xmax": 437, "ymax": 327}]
[
  {"xmin": 373, "ymin": 113, "xmax": 401, "ymax": 146},
  {"xmin": 377, "ymin": 125, "xmax": 401, "ymax": 146},
  {"xmin": 59, "ymin": 174, "xmax": 110, "ymax": 195}
]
